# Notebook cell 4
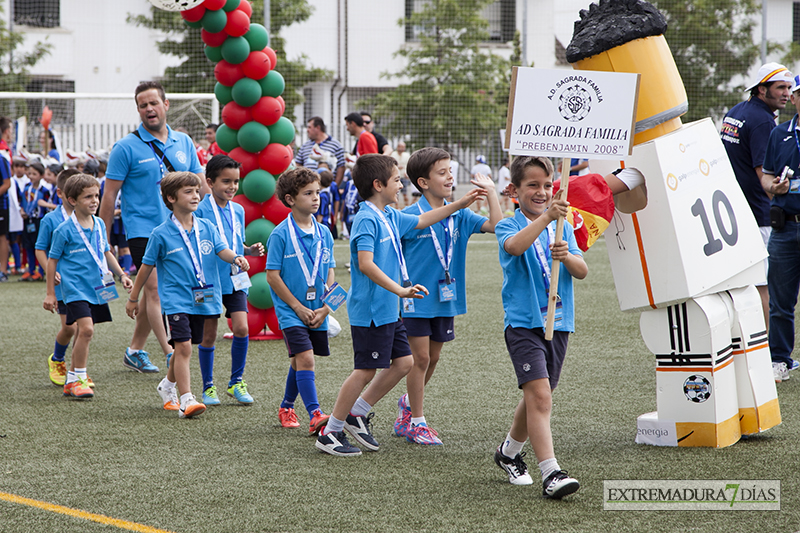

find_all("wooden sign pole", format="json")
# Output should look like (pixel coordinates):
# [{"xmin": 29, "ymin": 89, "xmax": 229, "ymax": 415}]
[{"xmin": 545, "ymin": 157, "xmax": 570, "ymax": 341}]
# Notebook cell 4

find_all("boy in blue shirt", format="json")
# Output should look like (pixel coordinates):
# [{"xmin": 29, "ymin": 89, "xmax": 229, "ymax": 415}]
[
  {"xmin": 20, "ymin": 162, "xmax": 51, "ymax": 281},
  {"xmin": 125, "ymin": 171, "xmax": 249, "ymax": 418},
  {"xmin": 267, "ymin": 167, "xmax": 336, "ymax": 434},
  {"xmin": 195, "ymin": 155, "xmax": 264, "ymax": 406},
  {"xmin": 44, "ymin": 174, "xmax": 133, "ymax": 399},
  {"xmin": 396, "ymin": 147, "xmax": 502, "ymax": 445},
  {"xmin": 492, "ymin": 156, "xmax": 586, "ymax": 499},
  {"xmin": 315, "ymin": 154, "xmax": 486, "ymax": 456}
]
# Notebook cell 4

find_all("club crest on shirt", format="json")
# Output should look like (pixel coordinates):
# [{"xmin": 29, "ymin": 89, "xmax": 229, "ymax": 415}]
[
  {"xmin": 176, "ymin": 150, "xmax": 187, "ymax": 164},
  {"xmin": 322, "ymin": 247, "xmax": 330, "ymax": 263},
  {"xmin": 200, "ymin": 239, "xmax": 214, "ymax": 255}
]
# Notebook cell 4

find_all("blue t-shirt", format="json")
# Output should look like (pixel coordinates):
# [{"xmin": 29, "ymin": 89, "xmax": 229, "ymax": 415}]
[
  {"xmin": 0, "ymin": 154, "xmax": 10, "ymax": 210},
  {"xmin": 720, "ymin": 97, "xmax": 776, "ymax": 226},
  {"xmin": 142, "ymin": 216, "xmax": 228, "ymax": 316},
  {"xmin": 341, "ymin": 180, "xmax": 360, "ymax": 223},
  {"xmin": 35, "ymin": 206, "xmax": 69, "ymax": 301},
  {"xmin": 20, "ymin": 182, "xmax": 52, "ymax": 219},
  {"xmin": 106, "ymin": 124, "xmax": 203, "ymax": 239},
  {"xmin": 266, "ymin": 216, "xmax": 336, "ymax": 331},
  {"xmin": 49, "ymin": 216, "xmax": 111, "ymax": 305},
  {"xmin": 495, "ymin": 211, "xmax": 582, "ymax": 332},
  {"xmin": 347, "ymin": 202, "xmax": 419, "ymax": 327},
  {"xmin": 401, "ymin": 196, "xmax": 487, "ymax": 318},
  {"xmin": 763, "ymin": 115, "xmax": 800, "ymax": 215},
  {"xmin": 196, "ymin": 194, "xmax": 247, "ymax": 296}
]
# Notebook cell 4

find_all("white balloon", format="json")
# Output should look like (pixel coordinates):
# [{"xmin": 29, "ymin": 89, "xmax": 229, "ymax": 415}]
[{"xmin": 147, "ymin": 0, "xmax": 206, "ymax": 12}]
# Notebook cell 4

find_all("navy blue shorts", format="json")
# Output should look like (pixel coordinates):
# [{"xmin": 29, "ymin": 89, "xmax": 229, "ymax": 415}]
[
  {"xmin": 110, "ymin": 230, "xmax": 129, "ymax": 249},
  {"xmin": 403, "ymin": 316, "xmax": 455, "ymax": 343},
  {"xmin": 65, "ymin": 300, "xmax": 112, "ymax": 326},
  {"xmin": 128, "ymin": 237, "xmax": 147, "ymax": 270},
  {"xmin": 163, "ymin": 313, "xmax": 216, "ymax": 345},
  {"xmin": 21, "ymin": 217, "xmax": 41, "ymax": 249},
  {"xmin": 504, "ymin": 327, "xmax": 569, "ymax": 390},
  {"xmin": 57, "ymin": 300, "xmax": 67, "ymax": 316},
  {"xmin": 351, "ymin": 319, "xmax": 412, "ymax": 370},
  {"xmin": 282, "ymin": 326, "xmax": 330, "ymax": 357},
  {"xmin": 222, "ymin": 290, "xmax": 248, "ymax": 318}
]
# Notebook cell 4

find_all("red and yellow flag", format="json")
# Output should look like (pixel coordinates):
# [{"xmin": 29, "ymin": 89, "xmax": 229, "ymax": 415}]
[{"xmin": 554, "ymin": 173, "xmax": 615, "ymax": 252}]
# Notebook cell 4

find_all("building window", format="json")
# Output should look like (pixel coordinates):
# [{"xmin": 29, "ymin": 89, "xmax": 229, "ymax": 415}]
[
  {"xmin": 405, "ymin": 0, "xmax": 515, "ymax": 43},
  {"xmin": 13, "ymin": 0, "xmax": 60, "ymax": 28}
]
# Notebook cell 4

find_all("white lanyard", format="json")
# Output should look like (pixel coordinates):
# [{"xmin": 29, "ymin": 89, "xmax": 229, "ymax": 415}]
[
  {"xmin": 365, "ymin": 201, "xmax": 410, "ymax": 284},
  {"xmin": 287, "ymin": 214, "xmax": 322, "ymax": 289},
  {"xmin": 70, "ymin": 212, "xmax": 109, "ymax": 276},
  {"xmin": 58, "ymin": 205, "xmax": 68, "ymax": 223},
  {"xmin": 26, "ymin": 184, "xmax": 42, "ymax": 216},
  {"xmin": 417, "ymin": 201, "xmax": 454, "ymax": 280},
  {"xmin": 171, "ymin": 214, "xmax": 206, "ymax": 286},
  {"xmin": 527, "ymin": 217, "xmax": 555, "ymax": 291},
  {"xmin": 210, "ymin": 199, "xmax": 239, "ymax": 250}
]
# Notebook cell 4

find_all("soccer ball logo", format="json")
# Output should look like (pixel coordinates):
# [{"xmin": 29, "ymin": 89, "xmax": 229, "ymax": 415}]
[
  {"xmin": 559, "ymin": 85, "xmax": 592, "ymax": 122},
  {"xmin": 683, "ymin": 375, "xmax": 712, "ymax": 403}
]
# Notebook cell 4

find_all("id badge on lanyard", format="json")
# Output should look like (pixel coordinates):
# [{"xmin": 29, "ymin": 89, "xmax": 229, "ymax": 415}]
[
  {"xmin": 540, "ymin": 300, "xmax": 563, "ymax": 325},
  {"xmin": 322, "ymin": 282, "xmax": 347, "ymax": 312},
  {"xmin": 438, "ymin": 277, "xmax": 457, "ymax": 302},
  {"xmin": 193, "ymin": 285, "xmax": 215, "ymax": 305},
  {"xmin": 95, "ymin": 272, "xmax": 119, "ymax": 303},
  {"xmin": 402, "ymin": 279, "xmax": 415, "ymax": 313},
  {"xmin": 231, "ymin": 263, "xmax": 252, "ymax": 291}
]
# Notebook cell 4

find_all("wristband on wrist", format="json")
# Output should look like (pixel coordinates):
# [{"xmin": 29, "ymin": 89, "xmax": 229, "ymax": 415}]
[{"xmin": 128, "ymin": 297, "xmax": 138, "ymax": 303}]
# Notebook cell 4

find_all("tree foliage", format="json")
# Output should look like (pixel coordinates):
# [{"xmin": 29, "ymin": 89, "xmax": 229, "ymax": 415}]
[{"xmin": 0, "ymin": 3, "xmax": 51, "ymax": 92}]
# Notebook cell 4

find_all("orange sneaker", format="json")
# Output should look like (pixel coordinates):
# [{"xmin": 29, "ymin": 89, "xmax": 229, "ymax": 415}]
[
  {"xmin": 179, "ymin": 395, "xmax": 206, "ymax": 418},
  {"xmin": 47, "ymin": 354, "xmax": 67, "ymax": 386},
  {"xmin": 309, "ymin": 409, "xmax": 330, "ymax": 435},
  {"xmin": 63, "ymin": 378, "xmax": 94, "ymax": 399},
  {"xmin": 18, "ymin": 272, "xmax": 31, "ymax": 282},
  {"xmin": 86, "ymin": 376, "xmax": 95, "ymax": 388},
  {"xmin": 30, "ymin": 271, "xmax": 43, "ymax": 281},
  {"xmin": 279, "ymin": 407, "xmax": 300, "ymax": 428}
]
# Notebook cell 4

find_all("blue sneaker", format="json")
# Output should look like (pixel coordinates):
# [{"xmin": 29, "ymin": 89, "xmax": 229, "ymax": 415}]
[
  {"xmin": 166, "ymin": 352, "xmax": 173, "ymax": 369},
  {"xmin": 790, "ymin": 360, "xmax": 799, "ymax": 371},
  {"xmin": 226, "ymin": 380, "xmax": 254, "ymax": 404},
  {"xmin": 202, "ymin": 385, "xmax": 221, "ymax": 406},
  {"xmin": 123, "ymin": 348, "xmax": 159, "ymax": 373},
  {"xmin": 344, "ymin": 413, "xmax": 379, "ymax": 451}
]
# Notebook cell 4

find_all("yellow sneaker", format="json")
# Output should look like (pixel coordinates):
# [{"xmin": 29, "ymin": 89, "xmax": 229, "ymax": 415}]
[{"xmin": 47, "ymin": 354, "xmax": 67, "ymax": 386}]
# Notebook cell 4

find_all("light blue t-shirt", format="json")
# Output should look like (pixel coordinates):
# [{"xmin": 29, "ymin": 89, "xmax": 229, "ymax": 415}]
[
  {"xmin": 401, "ymin": 196, "xmax": 487, "ymax": 318},
  {"xmin": 106, "ymin": 124, "xmax": 203, "ymax": 239},
  {"xmin": 348, "ymin": 202, "xmax": 419, "ymax": 328},
  {"xmin": 266, "ymin": 216, "xmax": 336, "ymax": 331},
  {"xmin": 142, "ymin": 216, "xmax": 228, "ymax": 316},
  {"xmin": 196, "ymin": 194, "xmax": 247, "ymax": 296},
  {"xmin": 495, "ymin": 210, "xmax": 582, "ymax": 332},
  {"xmin": 35, "ymin": 206, "xmax": 69, "ymax": 302},
  {"xmin": 49, "ymin": 216, "xmax": 111, "ymax": 305}
]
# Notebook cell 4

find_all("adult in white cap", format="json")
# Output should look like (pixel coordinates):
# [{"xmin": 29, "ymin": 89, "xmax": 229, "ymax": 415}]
[{"xmin": 720, "ymin": 62, "xmax": 793, "ymax": 338}]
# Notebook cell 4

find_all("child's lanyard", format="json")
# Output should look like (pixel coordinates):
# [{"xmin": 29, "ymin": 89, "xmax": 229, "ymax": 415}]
[
  {"xmin": 171, "ymin": 214, "xmax": 206, "ymax": 286},
  {"xmin": 528, "ymin": 217, "xmax": 556, "ymax": 292},
  {"xmin": 287, "ymin": 214, "xmax": 323, "ymax": 292},
  {"xmin": 70, "ymin": 212, "xmax": 109, "ymax": 277},
  {"xmin": 26, "ymin": 184, "xmax": 42, "ymax": 217},
  {"xmin": 417, "ymin": 202, "xmax": 454, "ymax": 284},
  {"xmin": 211, "ymin": 199, "xmax": 239, "ymax": 251},
  {"xmin": 365, "ymin": 201, "xmax": 411, "ymax": 285},
  {"xmin": 58, "ymin": 205, "xmax": 68, "ymax": 223}
]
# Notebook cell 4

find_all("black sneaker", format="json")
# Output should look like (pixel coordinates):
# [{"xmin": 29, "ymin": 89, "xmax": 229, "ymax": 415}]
[
  {"xmin": 542, "ymin": 470, "xmax": 580, "ymax": 499},
  {"xmin": 344, "ymin": 412, "xmax": 379, "ymax": 451},
  {"xmin": 494, "ymin": 446, "xmax": 533, "ymax": 485},
  {"xmin": 315, "ymin": 430, "xmax": 362, "ymax": 457}
]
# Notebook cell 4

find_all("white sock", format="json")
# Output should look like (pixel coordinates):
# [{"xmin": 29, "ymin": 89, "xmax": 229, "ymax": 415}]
[
  {"xmin": 74, "ymin": 368, "xmax": 87, "ymax": 380},
  {"xmin": 539, "ymin": 458, "xmax": 560, "ymax": 482},
  {"xmin": 159, "ymin": 377, "xmax": 176, "ymax": 391},
  {"xmin": 66, "ymin": 371, "xmax": 79, "ymax": 384},
  {"xmin": 411, "ymin": 416, "xmax": 427, "ymax": 427},
  {"xmin": 323, "ymin": 415, "xmax": 345, "ymax": 435},
  {"xmin": 501, "ymin": 433, "xmax": 525, "ymax": 458},
  {"xmin": 351, "ymin": 397, "xmax": 372, "ymax": 417},
  {"xmin": 180, "ymin": 392, "xmax": 194, "ymax": 406}
]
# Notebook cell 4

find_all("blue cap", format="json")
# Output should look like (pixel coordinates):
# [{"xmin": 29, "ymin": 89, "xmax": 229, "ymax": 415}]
[
  {"xmin": 476, "ymin": 155, "xmax": 486, "ymax": 164},
  {"xmin": 793, "ymin": 75, "xmax": 800, "ymax": 93}
]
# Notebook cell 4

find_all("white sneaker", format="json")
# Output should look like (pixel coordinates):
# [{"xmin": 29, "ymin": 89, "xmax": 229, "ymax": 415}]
[
  {"xmin": 157, "ymin": 379, "xmax": 179, "ymax": 411},
  {"xmin": 179, "ymin": 395, "xmax": 206, "ymax": 418},
  {"xmin": 773, "ymin": 362, "xmax": 790, "ymax": 383},
  {"xmin": 494, "ymin": 446, "xmax": 533, "ymax": 485}
]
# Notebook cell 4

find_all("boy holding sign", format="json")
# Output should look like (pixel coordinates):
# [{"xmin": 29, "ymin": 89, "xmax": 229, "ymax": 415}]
[{"xmin": 493, "ymin": 156, "xmax": 586, "ymax": 498}]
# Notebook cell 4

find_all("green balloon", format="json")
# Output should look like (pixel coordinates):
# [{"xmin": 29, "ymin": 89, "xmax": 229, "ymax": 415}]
[
  {"xmin": 205, "ymin": 45, "xmax": 223, "ymax": 63},
  {"xmin": 267, "ymin": 117, "xmax": 295, "ymax": 146},
  {"xmin": 245, "ymin": 218, "xmax": 276, "ymax": 247},
  {"xmin": 201, "ymin": 9, "xmax": 227, "ymax": 34},
  {"xmin": 214, "ymin": 82, "xmax": 233, "ymax": 106},
  {"xmin": 215, "ymin": 124, "xmax": 239, "ymax": 152},
  {"xmin": 223, "ymin": 0, "xmax": 241, "ymax": 12},
  {"xmin": 247, "ymin": 272, "xmax": 273, "ymax": 309},
  {"xmin": 237, "ymin": 121, "xmax": 271, "ymax": 153},
  {"xmin": 184, "ymin": 19, "xmax": 203, "ymax": 29},
  {"xmin": 259, "ymin": 70, "xmax": 284, "ymax": 98},
  {"xmin": 244, "ymin": 24, "xmax": 269, "ymax": 51},
  {"xmin": 232, "ymin": 77, "xmax": 262, "ymax": 107},
  {"xmin": 221, "ymin": 36, "xmax": 250, "ymax": 65},
  {"xmin": 242, "ymin": 169, "xmax": 276, "ymax": 203}
]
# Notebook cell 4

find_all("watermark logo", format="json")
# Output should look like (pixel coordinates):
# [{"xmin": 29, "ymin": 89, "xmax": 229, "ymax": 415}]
[{"xmin": 604, "ymin": 480, "xmax": 780, "ymax": 510}]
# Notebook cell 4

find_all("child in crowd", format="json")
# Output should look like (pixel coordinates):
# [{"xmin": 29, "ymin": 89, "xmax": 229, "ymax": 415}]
[
  {"xmin": 315, "ymin": 154, "xmax": 485, "ymax": 456},
  {"xmin": 40, "ymin": 164, "xmax": 62, "ymax": 210},
  {"xmin": 492, "ymin": 156, "xmax": 586, "ymax": 499},
  {"xmin": 43, "ymin": 174, "xmax": 133, "ymax": 398},
  {"xmin": 395, "ymin": 148, "xmax": 502, "ymax": 444},
  {"xmin": 196, "ymin": 155, "xmax": 264, "ymax": 406},
  {"xmin": 36, "ymin": 168, "xmax": 82, "ymax": 386},
  {"xmin": 316, "ymin": 170, "xmax": 335, "ymax": 236},
  {"xmin": 19, "ymin": 162, "xmax": 51, "ymax": 281},
  {"xmin": 267, "ymin": 167, "xmax": 336, "ymax": 434},
  {"xmin": 7, "ymin": 158, "xmax": 30, "ymax": 274},
  {"xmin": 125, "ymin": 172, "xmax": 249, "ymax": 418}
]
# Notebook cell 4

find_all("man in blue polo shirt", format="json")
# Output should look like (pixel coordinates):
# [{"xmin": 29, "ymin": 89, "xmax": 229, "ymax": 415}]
[
  {"xmin": 99, "ymin": 81, "xmax": 206, "ymax": 374},
  {"xmin": 721, "ymin": 62, "xmax": 794, "ymax": 331}
]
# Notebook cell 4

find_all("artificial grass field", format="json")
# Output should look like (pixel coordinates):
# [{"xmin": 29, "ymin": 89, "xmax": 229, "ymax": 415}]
[{"xmin": 1, "ymin": 233, "xmax": 799, "ymax": 532}]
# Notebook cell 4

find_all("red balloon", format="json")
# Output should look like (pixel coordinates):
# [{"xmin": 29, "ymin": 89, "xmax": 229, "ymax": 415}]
[
  {"xmin": 225, "ymin": 9, "xmax": 251, "ymax": 38},
  {"xmin": 242, "ymin": 51, "xmax": 271, "ymax": 80},
  {"xmin": 258, "ymin": 143, "xmax": 292, "ymax": 175},
  {"xmin": 221, "ymin": 101, "xmax": 252, "ymax": 130},
  {"xmin": 214, "ymin": 60, "xmax": 244, "ymax": 87},
  {"xmin": 228, "ymin": 147, "xmax": 260, "ymax": 176},
  {"xmin": 264, "ymin": 47, "xmax": 278, "ymax": 71},
  {"xmin": 238, "ymin": 1, "xmax": 253, "ymax": 18},
  {"xmin": 265, "ymin": 307, "xmax": 281, "ymax": 335},
  {"xmin": 201, "ymin": 29, "xmax": 227, "ymax": 47},
  {"xmin": 181, "ymin": 4, "xmax": 206, "ymax": 22},
  {"xmin": 251, "ymin": 96, "xmax": 282, "ymax": 126},
  {"xmin": 204, "ymin": 0, "xmax": 227, "ymax": 10},
  {"xmin": 276, "ymin": 96, "xmax": 285, "ymax": 115},
  {"xmin": 261, "ymin": 193, "xmax": 291, "ymax": 225},
  {"xmin": 235, "ymin": 194, "xmax": 264, "ymax": 226},
  {"xmin": 244, "ymin": 254, "xmax": 266, "ymax": 275},
  {"xmin": 246, "ymin": 303, "xmax": 270, "ymax": 336}
]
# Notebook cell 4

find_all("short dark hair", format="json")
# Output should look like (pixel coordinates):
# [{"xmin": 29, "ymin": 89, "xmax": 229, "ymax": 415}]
[
  {"xmin": 751, "ymin": 81, "xmax": 777, "ymax": 99},
  {"xmin": 344, "ymin": 112, "xmax": 363, "ymax": 127},
  {"xmin": 161, "ymin": 171, "xmax": 202, "ymax": 211},
  {"xmin": 319, "ymin": 170, "xmax": 334, "ymax": 188},
  {"xmin": 206, "ymin": 123, "xmax": 218, "ymax": 131},
  {"xmin": 63, "ymin": 174, "xmax": 99, "ymax": 201},
  {"xmin": 308, "ymin": 116, "xmax": 326, "ymax": 133},
  {"xmin": 0, "ymin": 117, "xmax": 12, "ymax": 134},
  {"xmin": 134, "ymin": 81, "xmax": 166, "ymax": 104},
  {"xmin": 56, "ymin": 168, "xmax": 81, "ymax": 192},
  {"xmin": 275, "ymin": 167, "xmax": 320, "ymax": 207},
  {"xmin": 206, "ymin": 154, "xmax": 241, "ymax": 182},
  {"xmin": 509, "ymin": 156, "xmax": 554, "ymax": 187},
  {"xmin": 406, "ymin": 147, "xmax": 449, "ymax": 193},
  {"xmin": 352, "ymin": 154, "xmax": 397, "ymax": 200},
  {"xmin": 28, "ymin": 161, "xmax": 45, "ymax": 176}
]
